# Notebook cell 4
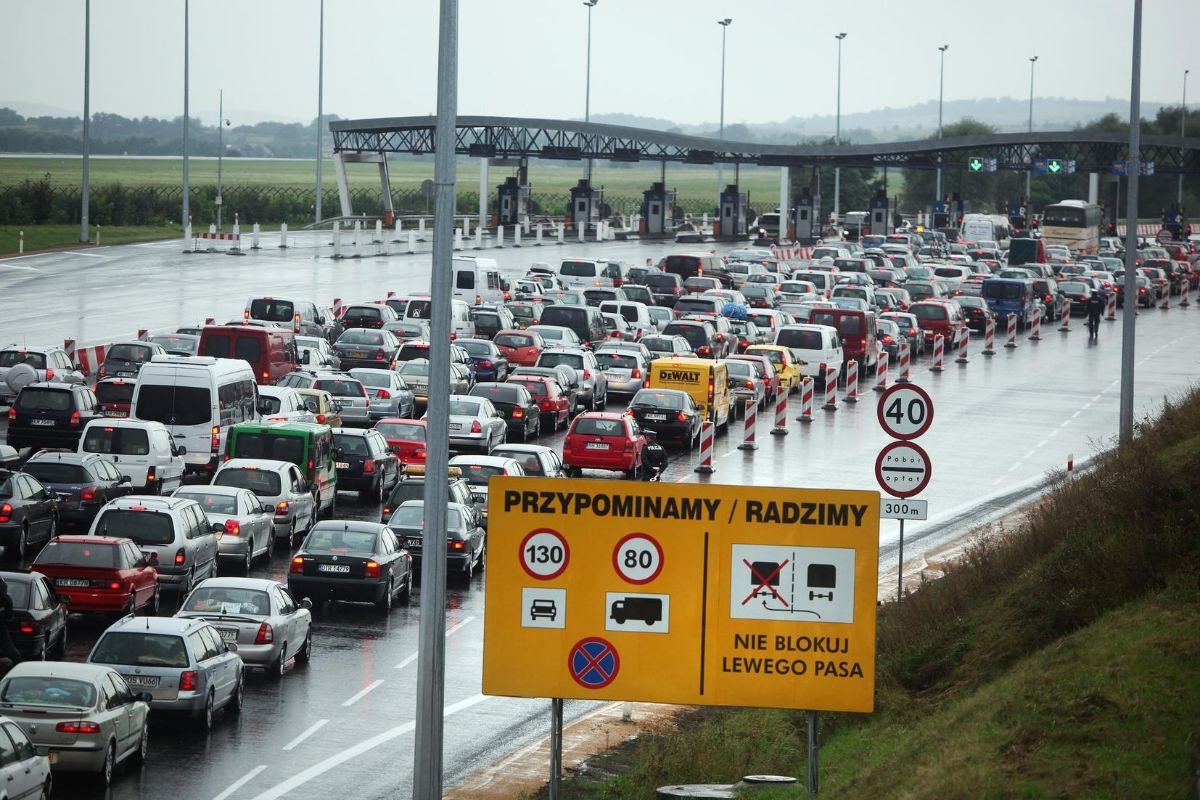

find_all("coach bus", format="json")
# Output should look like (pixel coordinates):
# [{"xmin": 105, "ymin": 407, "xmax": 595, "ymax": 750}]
[{"xmin": 1039, "ymin": 200, "xmax": 1102, "ymax": 254}]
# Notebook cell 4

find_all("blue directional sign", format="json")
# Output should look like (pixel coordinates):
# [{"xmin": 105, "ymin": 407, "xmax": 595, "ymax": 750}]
[
  {"xmin": 1111, "ymin": 160, "xmax": 1156, "ymax": 176},
  {"xmin": 1034, "ymin": 158, "xmax": 1074, "ymax": 176},
  {"xmin": 968, "ymin": 157, "xmax": 998, "ymax": 173}
]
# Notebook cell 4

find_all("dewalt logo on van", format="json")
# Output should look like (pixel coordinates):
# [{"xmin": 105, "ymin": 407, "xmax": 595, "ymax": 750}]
[{"xmin": 660, "ymin": 370, "xmax": 701, "ymax": 383}]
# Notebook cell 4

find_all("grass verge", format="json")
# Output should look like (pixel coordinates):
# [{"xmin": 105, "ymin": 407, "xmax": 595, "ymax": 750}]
[
  {"xmin": 0, "ymin": 224, "xmax": 176, "ymax": 255},
  {"xmin": 540, "ymin": 389, "xmax": 1200, "ymax": 799}
]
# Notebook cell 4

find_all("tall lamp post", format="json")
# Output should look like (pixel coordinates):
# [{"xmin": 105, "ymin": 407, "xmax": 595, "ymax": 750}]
[
  {"xmin": 1180, "ymin": 69, "xmax": 1189, "ymax": 206},
  {"xmin": 315, "ymin": 0, "xmax": 325, "ymax": 223},
  {"xmin": 717, "ymin": 17, "xmax": 732, "ymax": 210},
  {"xmin": 216, "ymin": 91, "xmax": 230, "ymax": 229},
  {"xmin": 934, "ymin": 44, "xmax": 949, "ymax": 206},
  {"xmin": 1025, "ymin": 56, "xmax": 1038, "ymax": 205},
  {"xmin": 80, "ymin": 0, "xmax": 91, "ymax": 244},
  {"xmin": 832, "ymin": 32, "xmax": 847, "ymax": 225},
  {"xmin": 583, "ymin": 0, "xmax": 598, "ymax": 181},
  {"xmin": 182, "ymin": 0, "xmax": 190, "ymax": 232}
]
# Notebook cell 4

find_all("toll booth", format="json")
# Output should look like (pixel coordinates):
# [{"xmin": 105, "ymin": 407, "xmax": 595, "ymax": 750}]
[
  {"xmin": 792, "ymin": 190, "xmax": 820, "ymax": 243},
  {"xmin": 1008, "ymin": 201, "xmax": 1027, "ymax": 234},
  {"xmin": 1162, "ymin": 206, "xmax": 1185, "ymax": 240},
  {"xmin": 641, "ymin": 182, "xmax": 676, "ymax": 235},
  {"xmin": 497, "ymin": 176, "xmax": 529, "ymax": 227},
  {"xmin": 868, "ymin": 191, "xmax": 895, "ymax": 236},
  {"xmin": 717, "ymin": 185, "xmax": 747, "ymax": 238},
  {"xmin": 949, "ymin": 193, "xmax": 968, "ymax": 227},
  {"xmin": 569, "ymin": 179, "xmax": 601, "ymax": 230},
  {"xmin": 930, "ymin": 200, "xmax": 950, "ymax": 229}
]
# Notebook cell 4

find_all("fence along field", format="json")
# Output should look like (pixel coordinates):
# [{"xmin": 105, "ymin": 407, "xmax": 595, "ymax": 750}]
[{"xmin": 0, "ymin": 156, "xmax": 785, "ymax": 227}]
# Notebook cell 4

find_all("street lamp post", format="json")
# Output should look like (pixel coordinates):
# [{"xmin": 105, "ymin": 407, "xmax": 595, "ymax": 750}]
[
  {"xmin": 80, "ymin": 0, "xmax": 91, "ymax": 244},
  {"xmin": 315, "ymin": 0, "xmax": 325, "ymax": 223},
  {"xmin": 1180, "ymin": 69, "xmax": 1189, "ymax": 206},
  {"xmin": 583, "ymin": 0, "xmax": 598, "ymax": 181},
  {"xmin": 216, "ymin": 91, "xmax": 230, "ymax": 229},
  {"xmin": 182, "ymin": 0, "xmax": 190, "ymax": 232},
  {"xmin": 934, "ymin": 44, "xmax": 949, "ymax": 206},
  {"xmin": 833, "ymin": 32, "xmax": 847, "ymax": 226},
  {"xmin": 1026, "ymin": 56, "xmax": 1038, "ymax": 205},
  {"xmin": 717, "ymin": 17, "xmax": 732, "ymax": 210}
]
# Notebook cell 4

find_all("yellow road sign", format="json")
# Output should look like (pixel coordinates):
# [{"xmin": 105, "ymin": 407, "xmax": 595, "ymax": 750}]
[{"xmin": 483, "ymin": 478, "xmax": 880, "ymax": 712}]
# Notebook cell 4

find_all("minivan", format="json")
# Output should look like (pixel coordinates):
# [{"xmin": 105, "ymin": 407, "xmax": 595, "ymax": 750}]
[
  {"xmin": 538, "ymin": 305, "xmax": 607, "ymax": 348},
  {"xmin": 244, "ymin": 296, "xmax": 330, "ymax": 338},
  {"xmin": 774, "ymin": 324, "xmax": 843, "ymax": 378},
  {"xmin": 78, "ymin": 418, "xmax": 186, "ymax": 494},
  {"xmin": 452, "ymin": 257, "xmax": 506, "ymax": 304},
  {"xmin": 808, "ymin": 309, "xmax": 879, "ymax": 374},
  {"xmin": 557, "ymin": 259, "xmax": 631, "ymax": 289},
  {"xmin": 981, "ymin": 278, "xmax": 1037, "ymax": 328},
  {"xmin": 908, "ymin": 300, "xmax": 967, "ymax": 348},
  {"xmin": 402, "ymin": 296, "xmax": 475, "ymax": 338},
  {"xmin": 598, "ymin": 301, "xmax": 655, "ymax": 337},
  {"xmin": 198, "ymin": 325, "xmax": 299, "ymax": 386},
  {"xmin": 659, "ymin": 253, "xmax": 731, "ymax": 288}
]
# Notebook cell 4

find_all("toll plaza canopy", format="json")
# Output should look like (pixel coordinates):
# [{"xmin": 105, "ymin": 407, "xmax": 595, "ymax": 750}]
[{"xmin": 330, "ymin": 115, "xmax": 1200, "ymax": 174}]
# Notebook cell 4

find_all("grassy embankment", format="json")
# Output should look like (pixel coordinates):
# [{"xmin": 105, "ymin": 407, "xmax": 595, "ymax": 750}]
[
  {"xmin": 538, "ymin": 391, "xmax": 1200, "ymax": 799},
  {"xmin": 0, "ymin": 224, "xmax": 178, "ymax": 254}
]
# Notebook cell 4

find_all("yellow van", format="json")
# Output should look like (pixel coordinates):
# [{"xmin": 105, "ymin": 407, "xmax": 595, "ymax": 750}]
[{"xmin": 645, "ymin": 357, "xmax": 732, "ymax": 433}]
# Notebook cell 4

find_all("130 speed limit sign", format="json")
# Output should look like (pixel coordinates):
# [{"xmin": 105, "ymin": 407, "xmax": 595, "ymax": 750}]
[
  {"xmin": 520, "ymin": 529, "xmax": 570, "ymax": 580},
  {"xmin": 876, "ymin": 384, "xmax": 934, "ymax": 440}
]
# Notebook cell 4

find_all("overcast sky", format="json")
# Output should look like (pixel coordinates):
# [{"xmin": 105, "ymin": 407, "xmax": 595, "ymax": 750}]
[{"xmin": 1, "ymin": 0, "xmax": 1192, "ymax": 128}]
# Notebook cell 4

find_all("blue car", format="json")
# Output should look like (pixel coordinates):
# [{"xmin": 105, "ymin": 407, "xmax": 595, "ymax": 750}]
[{"xmin": 455, "ymin": 338, "xmax": 510, "ymax": 383}]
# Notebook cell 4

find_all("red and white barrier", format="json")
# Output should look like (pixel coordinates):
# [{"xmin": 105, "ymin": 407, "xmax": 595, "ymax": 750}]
[
  {"xmin": 204, "ymin": 318, "xmax": 214, "ymax": 326},
  {"xmin": 1029, "ymin": 305, "xmax": 1042, "ymax": 341},
  {"xmin": 1180, "ymin": 280, "xmax": 1191, "ymax": 308},
  {"xmin": 897, "ymin": 342, "xmax": 912, "ymax": 383},
  {"xmin": 796, "ymin": 376, "xmax": 815, "ymax": 423},
  {"xmin": 332, "ymin": 298, "xmax": 345, "ymax": 318},
  {"xmin": 930, "ymin": 335, "xmax": 945, "ymax": 373},
  {"xmin": 771, "ymin": 387, "xmax": 789, "ymax": 434},
  {"xmin": 63, "ymin": 339, "xmax": 107, "ymax": 377},
  {"xmin": 983, "ymin": 317, "xmax": 996, "ymax": 355},
  {"xmin": 1058, "ymin": 298, "xmax": 1071, "ymax": 332},
  {"xmin": 1105, "ymin": 291, "xmax": 1117, "ymax": 320},
  {"xmin": 822, "ymin": 364, "xmax": 838, "ymax": 412},
  {"xmin": 1067, "ymin": 452, "xmax": 1074, "ymax": 475},
  {"xmin": 136, "ymin": 328, "xmax": 148, "ymax": 341},
  {"xmin": 738, "ymin": 399, "xmax": 758, "ymax": 451},
  {"xmin": 844, "ymin": 359, "xmax": 859, "ymax": 403},
  {"xmin": 955, "ymin": 326, "xmax": 969, "ymax": 364},
  {"xmin": 694, "ymin": 421, "xmax": 715, "ymax": 474},
  {"xmin": 1005, "ymin": 314, "xmax": 1018, "ymax": 349},
  {"xmin": 1161, "ymin": 286, "xmax": 1170, "ymax": 310},
  {"xmin": 875, "ymin": 351, "xmax": 889, "ymax": 392}
]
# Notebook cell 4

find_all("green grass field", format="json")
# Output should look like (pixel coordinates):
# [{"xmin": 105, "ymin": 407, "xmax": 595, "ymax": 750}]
[{"xmin": 0, "ymin": 224, "xmax": 177, "ymax": 255}]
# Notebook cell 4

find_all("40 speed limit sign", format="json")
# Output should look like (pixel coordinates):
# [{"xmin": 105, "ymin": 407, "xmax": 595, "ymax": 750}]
[{"xmin": 876, "ymin": 384, "xmax": 934, "ymax": 440}]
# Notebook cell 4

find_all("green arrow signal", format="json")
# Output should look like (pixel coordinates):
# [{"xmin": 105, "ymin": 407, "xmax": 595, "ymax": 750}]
[
  {"xmin": 1047, "ymin": 159, "xmax": 1062, "ymax": 173},
  {"xmin": 969, "ymin": 158, "xmax": 983, "ymax": 172}
]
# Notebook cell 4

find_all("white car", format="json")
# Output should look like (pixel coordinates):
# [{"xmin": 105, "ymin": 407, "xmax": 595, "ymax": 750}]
[
  {"xmin": 775, "ymin": 323, "xmax": 843, "ymax": 378},
  {"xmin": 296, "ymin": 336, "xmax": 340, "ymax": 370},
  {"xmin": 77, "ymin": 418, "xmax": 186, "ymax": 494},
  {"xmin": 213, "ymin": 458, "xmax": 317, "ymax": 546},
  {"xmin": 447, "ymin": 455, "xmax": 524, "ymax": 522},
  {"xmin": 256, "ymin": 386, "xmax": 317, "ymax": 423}
]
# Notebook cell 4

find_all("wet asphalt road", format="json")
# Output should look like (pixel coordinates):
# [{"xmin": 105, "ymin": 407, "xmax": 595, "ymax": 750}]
[{"xmin": 2, "ymin": 234, "xmax": 1199, "ymax": 798}]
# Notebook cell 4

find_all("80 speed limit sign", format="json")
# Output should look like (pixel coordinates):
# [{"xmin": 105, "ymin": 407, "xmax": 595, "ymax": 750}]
[
  {"xmin": 876, "ymin": 384, "xmax": 934, "ymax": 440},
  {"xmin": 612, "ymin": 533, "xmax": 664, "ymax": 584}
]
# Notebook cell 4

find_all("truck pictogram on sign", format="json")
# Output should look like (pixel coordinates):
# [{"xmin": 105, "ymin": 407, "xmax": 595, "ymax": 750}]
[{"xmin": 605, "ymin": 592, "xmax": 670, "ymax": 634}]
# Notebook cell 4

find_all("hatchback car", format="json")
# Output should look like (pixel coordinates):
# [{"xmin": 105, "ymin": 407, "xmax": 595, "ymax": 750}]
[
  {"xmin": 562, "ymin": 412, "xmax": 647, "ymax": 479},
  {"xmin": 21, "ymin": 451, "xmax": 132, "ymax": 531},
  {"xmin": 0, "ymin": 661, "xmax": 147, "ymax": 786},
  {"xmin": 594, "ymin": 348, "xmax": 648, "ymax": 401},
  {"xmin": 31, "ymin": 536, "xmax": 160, "ymax": 616},
  {"xmin": 213, "ymin": 459, "xmax": 316, "ymax": 547},
  {"xmin": 386, "ymin": 501, "xmax": 484, "ymax": 578},
  {"xmin": 626, "ymin": 389, "xmax": 701, "ymax": 448},
  {"xmin": 725, "ymin": 358, "xmax": 766, "ymax": 411},
  {"xmin": 506, "ymin": 376, "xmax": 570, "ymax": 432},
  {"xmin": 492, "ymin": 330, "xmax": 545, "ymax": 367},
  {"xmin": 288, "ymin": 521, "xmax": 412, "ymax": 610},
  {"xmin": 348, "ymin": 368, "xmax": 416, "ymax": 421},
  {"xmin": 0, "ymin": 346, "xmax": 85, "ymax": 406},
  {"xmin": 171, "ymin": 485, "xmax": 274, "ymax": 575},
  {"xmin": 332, "ymin": 328, "xmax": 401, "ymax": 371},
  {"xmin": 87, "ymin": 615, "xmax": 244, "ymax": 731},
  {"xmin": 955, "ymin": 295, "xmax": 994, "ymax": 334},
  {"xmin": 469, "ymin": 382, "xmax": 541, "ymax": 442},
  {"xmin": 526, "ymin": 325, "xmax": 584, "ymax": 349},
  {"xmin": 641, "ymin": 334, "xmax": 694, "ymax": 359},
  {"xmin": 489, "ymin": 444, "xmax": 565, "ymax": 479},
  {"xmin": 98, "ymin": 341, "xmax": 166, "ymax": 380},
  {"xmin": 0, "ymin": 570, "xmax": 68, "ymax": 661},
  {"xmin": 373, "ymin": 418, "xmax": 428, "ymax": 466},
  {"xmin": 455, "ymin": 338, "xmax": 511, "ymax": 383},
  {"xmin": 728, "ymin": 354, "xmax": 780, "ymax": 402},
  {"xmin": 6, "ymin": 382, "xmax": 102, "ymax": 452},
  {"xmin": 0, "ymin": 470, "xmax": 61, "ymax": 560},
  {"xmin": 93, "ymin": 377, "xmax": 136, "ymax": 418},
  {"xmin": 177, "ymin": 577, "xmax": 313, "ymax": 679},
  {"xmin": 332, "ymin": 428, "xmax": 401, "ymax": 503},
  {"xmin": 535, "ymin": 347, "xmax": 608, "ymax": 409},
  {"xmin": 380, "ymin": 465, "xmax": 480, "ymax": 526},
  {"xmin": 447, "ymin": 455, "xmax": 524, "ymax": 525}
]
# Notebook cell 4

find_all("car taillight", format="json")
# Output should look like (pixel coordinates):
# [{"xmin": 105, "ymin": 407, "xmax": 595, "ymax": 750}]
[
  {"xmin": 211, "ymin": 426, "xmax": 220, "ymax": 450},
  {"xmin": 375, "ymin": 350, "xmax": 385, "ymax": 360},
  {"xmin": 480, "ymin": 360, "xmax": 493, "ymax": 369},
  {"xmin": 698, "ymin": 346, "xmax": 711, "ymax": 355},
  {"xmin": 676, "ymin": 412, "xmax": 689, "ymax": 422},
  {"xmin": 374, "ymin": 389, "xmax": 392, "ymax": 401},
  {"xmin": 57, "ymin": 721, "xmax": 101, "ymax": 734},
  {"xmin": 179, "ymin": 671, "xmax": 199, "ymax": 692},
  {"xmin": 316, "ymin": 414, "xmax": 326, "ymax": 423},
  {"xmin": 69, "ymin": 410, "xmax": 81, "ymax": 427},
  {"xmin": 98, "ymin": 366, "xmax": 106, "ymax": 378},
  {"xmin": 0, "ymin": 503, "xmax": 11, "ymax": 524},
  {"xmin": 539, "ymin": 398, "xmax": 553, "ymax": 410},
  {"xmin": 512, "ymin": 407, "xmax": 524, "ymax": 419},
  {"xmin": 471, "ymin": 420, "xmax": 482, "ymax": 433},
  {"xmin": 146, "ymin": 466, "xmax": 157, "ymax": 485},
  {"xmin": 290, "ymin": 556, "xmax": 304, "ymax": 574},
  {"xmin": 45, "ymin": 367, "xmax": 56, "ymax": 380},
  {"xmin": 254, "ymin": 623, "xmax": 274, "ymax": 645},
  {"xmin": 276, "ymin": 501, "xmax": 289, "ymax": 516},
  {"xmin": 6, "ymin": 409, "xmax": 13, "ymax": 422},
  {"xmin": 415, "ymin": 449, "xmax": 427, "ymax": 459},
  {"xmin": 81, "ymin": 486, "xmax": 98, "ymax": 502},
  {"xmin": 174, "ymin": 548, "xmax": 186, "ymax": 566},
  {"xmin": 365, "ymin": 560, "xmax": 381, "ymax": 578},
  {"xmin": 224, "ymin": 520, "xmax": 240, "ymax": 536},
  {"xmin": 631, "ymin": 368, "xmax": 642, "ymax": 379},
  {"xmin": 364, "ymin": 460, "xmax": 375, "ymax": 473},
  {"xmin": 744, "ymin": 380, "xmax": 755, "ymax": 389},
  {"xmin": 262, "ymin": 370, "xmax": 269, "ymax": 381},
  {"xmin": 449, "ymin": 540, "xmax": 465, "ymax": 551},
  {"xmin": 17, "ymin": 621, "xmax": 35, "ymax": 635}
]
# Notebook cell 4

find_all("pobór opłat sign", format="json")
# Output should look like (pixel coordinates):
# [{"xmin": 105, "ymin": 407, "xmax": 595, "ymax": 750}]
[{"xmin": 483, "ymin": 478, "xmax": 880, "ymax": 713}]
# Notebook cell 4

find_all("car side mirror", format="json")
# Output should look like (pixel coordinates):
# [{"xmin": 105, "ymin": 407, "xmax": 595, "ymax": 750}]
[
  {"xmin": 390, "ymin": 444, "xmax": 401, "ymax": 455},
  {"xmin": 300, "ymin": 349, "xmax": 311, "ymax": 363},
  {"xmin": 300, "ymin": 597, "xmax": 314, "ymax": 610},
  {"xmin": 56, "ymin": 594, "xmax": 71, "ymax": 606},
  {"xmin": 144, "ymin": 551, "xmax": 160, "ymax": 566},
  {"xmin": 262, "ymin": 502, "xmax": 276, "ymax": 514},
  {"xmin": 72, "ymin": 363, "xmax": 83, "ymax": 372},
  {"xmin": 225, "ymin": 642, "xmax": 239, "ymax": 653},
  {"xmin": 211, "ymin": 522, "xmax": 225, "ymax": 534},
  {"xmin": 120, "ymin": 475, "xmax": 132, "ymax": 484},
  {"xmin": 135, "ymin": 692, "xmax": 154, "ymax": 704}
]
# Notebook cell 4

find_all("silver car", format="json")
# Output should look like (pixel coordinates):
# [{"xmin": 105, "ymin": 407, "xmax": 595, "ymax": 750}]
[
  {"xmin": 535, "ymin": 347, "xmax": 608, "ymax": 409},
  {"xmin": 349, "ymin": 368, "xmax": 416, "ymax": 420},
  {"xmin": 725, "ymin": 357, "xmax": 765, "ymax": 410},
  {"xmin": 176, "ymin": 577, "xmax": 313, "ymax": 679},
  {"xmin": 397, "ymin": 359, "xmax": 430, "ymax": 403},
  {"xmin": 296, "ymin": 335, "xmax": 340, "ymax": 370},
  {"xmin": 213, "ymin": 458, "xmax": 317, "ymax": 546},
  {"xmin": 172, "ymin": 485, "xmax": 275, "ymax": 575},
  {"xmin": 312, "ymin": 375, "xmax": 370, "ymax": 426},
  {"xmin": 87, "ymin": 615, "xmax": 244, "ymax": 731},
  {"xmin": 593, "ymin": 347, "xmax": 648, "ymax": 400},
  {"xmin": 0, "ymin": 662, "xmax": 148, "ymax": 787},
  {"xmin": 433, "ymin": 395, "xmax": 507, "ymax": 455}
]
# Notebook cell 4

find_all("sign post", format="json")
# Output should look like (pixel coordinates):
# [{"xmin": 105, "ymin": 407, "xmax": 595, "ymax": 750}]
[{"xmin": 874, "ymin": 384, "xmax": 934, "ymax": 602}]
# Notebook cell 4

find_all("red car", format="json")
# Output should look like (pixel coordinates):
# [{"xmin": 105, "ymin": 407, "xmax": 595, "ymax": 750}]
[
  {"xmin": 493, "ymin": 329, "xmax": 546, "ymax": 367},
  {"xmin": 373, "ymin": 418, "xmax": 428, "ymax": 465},
  {"xmin": 507, "ymin": 376, "xmax": 570, "ymax": 431},
  {"xmin": 562, "ymin": 412, "xmax": 647, "ymax": 479},
  {"xmin": 31, "ymin": 535, "xmax": 159, "ymax": 615},
  {"xmin": 908, "ymin": 299, "xmax": 968, "ymax": 349},
  {"xmin": 93, "ymin": 378, "xmax": 134, "ymax": 418}
]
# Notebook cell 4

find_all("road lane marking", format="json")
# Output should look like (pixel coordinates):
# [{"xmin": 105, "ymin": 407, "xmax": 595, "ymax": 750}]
[
  {"xmin": 249, "ymin": 694, "xmax": 488, "ymax": 800},
  {"xmin": 282, "ymin": 719, "xmax": 329, "ymax": 751},
  {"xmin": 341, "ymin": 679, "xmax": 384, "ymax": 707},
  {"xmin": 394, "ymin": 651, "xmax": 419, "ymax": 670},
  {"xmin": 445, "ymin": 616, "xmax": 476, "ymax": 637},
  {"xmin": 63, "ymin": 251, "xmax": 109, "ymax": 259},
  {"xmin": 212, "ymin": 765, "xmax": 269, "ymax": 800}
]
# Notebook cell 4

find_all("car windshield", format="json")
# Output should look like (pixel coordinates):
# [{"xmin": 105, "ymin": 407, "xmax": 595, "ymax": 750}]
[
  {"xmin": 911, "ymin": 305, "xmax": 948, "ymax": 321},
  {"xmin": 175, "ymin": 491, "xmax": 238, "ymax": 514},
  {"xmin": 82, "ymin": 426, "xmax": 150, "ymax": 456},
  {"xmin": 338, "ymin": 330, "xmax": 385, "ymax": 346},
  {"xmin": 456, "ymin": 463, "xmax": 506, "ymax": 486},
  {"xmin": 512, "ymin": 380, "xmax": 548, "ymax": 397},
  {"xmin": 93, "ymin": 509, "xmax": 176, "ymax": 545},
  {"xmin": 472, "ymin": 385, "xmax": 520, "ymax": 402},
  {"xmin": 95, "ymin": 381, "xmax": 134, "ymax": 404},
  {"xmin": 776, "ymin": 329, "xmax": 824, "ymax": 349},
  {"xmin": 493, "ymin": 450, "xmax": 545, "ymax": 476},
  {"xmin": 304, "ymin": 528, "xmax": 377, "ymax": 554},
  {"xmin": 23, "ymin": 462, "xmax": 92, "ymax": 485},
  {"xmin": 389, "ymin": 505, "xmax": 426, "ymax": 529},
  {"xmin": 351, "ymin": 371, "xmax": 391, "ymax": 388},
  {"xmin": 631, "ymin": 390, "xmax": 685, "ymax": 410},
  {"xmin": 106, "ymin": 344, "xmax": 153, "ymax": 362},
  {"xmin": 333, "ymin": 434, "xmax": 370, "ymax": 456},
  {"xmin": 91, "ymin": 632, "xmax": 190, "ymax": 668},
  {"xmin": 214, "ymin": 468, "xmax": 282, "ymax": 497},
  {"xmin": 184, "ymin": 587, "xmax": 271, "ymax": 616},
  {"xmin": 662, "ymin": 325, "xmax": 706, "ymax": 348},
  {"xmin": 447, "ymin": 399, "xmax": 483, "ymax": 417},
  {"xmin": 0, "ymin": 351, "xmax": 47, "ymax": 369},
  {"xmin": 315, "ymin": 379, "xmax": 363, "ymax": 398},
  {"xmin": 538, "ymin": 352, "xmax": 583, "ymax": 369},
  {"xmin": 250, "ymin": 299, "xmax": 295, "ymax": 322},
  {"xmin": 16, "ymin": 389, "xmax": 71, "ymax": 412},
  {"xmin": 0, "ymin": 676, "xmax": 96, "ymax": 708},
  {"xmin": 596, "ymin": 352, "xmax": 638, "ymax": 370},
  {"xmin": 494, "ymin": 333, "xmax": 532, "ymax": 348},
  {"xmin": 398, "ymin": 362, "xmax": 429, "ymax": 378},
  {"xmin": 376, "ymin": 422, "xmax": 425, "ymax": 441},
  {"xmin": 33, "ymin": 540, "xmax": 116, "ymax": 568},
  {"xmin": 458, "ymin": 341, "xmax": 491, "ymax": 357},
  {"xmin": 231, "ymin": 433, "xmax": 305, "ymax": 466},
  {"xmin": 134, "ymin": 385, "xmax": 212, "ymax": 427},
  {"xmin": 573, "ymin": 417, "xmax": 626, "ymax": 437}
]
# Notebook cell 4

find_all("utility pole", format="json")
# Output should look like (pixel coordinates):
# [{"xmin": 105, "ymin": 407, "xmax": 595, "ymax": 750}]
[
  {"xmin": 833, "ymin": 32, "xmax": 847, "ymax": 225},
  {"xmin": 182, "ymin": 0, "xmax": 190, "ymax": 231},
  {"xmin": 316, "ymin": 0, "xmax": 325, "ymax": 223},
  {"xmin": 1119, "ymin": 0, "xmax": 1143, "ymax": 445},
  {"xmin": 1026, "ymin": 56, "xmax": 1038, "ymax": 205},
  {"xmin": 80, "ymin": 0, "xmax": 91, "ymax": 244},
  {"xmin": 934, "ymin": 44, "xmax": 949, "ymax": 205}
]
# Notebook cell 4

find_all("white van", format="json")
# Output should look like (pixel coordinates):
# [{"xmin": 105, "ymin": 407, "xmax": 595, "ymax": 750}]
[
  {"xmin": 131, "ymin": 356, "xmax": 259, "ymax": 475},
  {"xmin": 960, "ymin": 214, "xmax": 1013, "ymax": 246},
  {"xmin": 402, "ymin": 295, "xmax": 475, "ymax": 338},
  {"xmin": 598, "ymin": 301, "xmax": 655, "ymax": 337},
  {"xmin": 792, "ymin": 271, "xmax": 837, "ymax": 298},
  {"xmin": 452, "ymin": 256, "xmax": 505, "ymax": 304},
  {"xmin": 557, "ymin": 258, "xmax": 630, "ymax": 289},
  {"xmin": 243, "ymin": 296, "xmax": 329, "ymax": 338},
  {"xmin": 77, "ymin": 418, "xmax": 186, "ymax": 494},
  {"xmin": 774, "ymin": 324, "xmax": 843, "ymax": 378}
]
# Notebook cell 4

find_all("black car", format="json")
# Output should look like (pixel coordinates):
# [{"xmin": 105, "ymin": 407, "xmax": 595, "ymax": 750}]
[
  {"xmin": 332, "ymin": 429, "xmax": 401, "ymax": 502},
  {"xmin": 0, "ymin": 570, "xmax": 68, "ymax": 660},
  {"xmin": 332, "ymin": 328, "xmax": 401, "ymax": 371},
  {"xmin": 1058, "ymin": 282, "xmax": 1092, "ymax": 316},
  {"xmin": 470, "ymin": 307, "xmax": 516, "ymax": 340},
  {"xmin": 469, "ymin": 382, "xmax": 540, "ymax": 442},
  {"xmin": 644, "ymin": 273, "xmax": 684, "ymax": 307},
  {"xmin": 955, "ymin": 296, "xmax": 994, "ymax": 334},
  {"xmin": 98, "ymin": 341, "xmax": 165, "ymax": 380},
  {"xmin": 626, "ymin": 388, "xmax": 701, "ymax": 448},
  {"xmin": 386, "ymin": 500, "xmax": 485, "ymax": 578},
  {"xmin": 287, "ymin": 521, "xmax": 412, "ymax": 610},
  {"xmin": 0, "ymin": 470, "xmax": 59, "ymax": 561},
  {"xmin": 662, "ymin": 321, "xmax": 724, "ymax": 360},
  {"xmin": 740, "ymin": 284, "xmax": 779, "ymax": 309},
  {"xmin": 455, "ymin": 339, "xmax": 510, "ymax": 383},
  {"xmin": 5, "ymin": 382, "xmax": 103, "ymax": 451},
  {"xmin": 19, "ymin": 451, "xmax": 133, "ymax": 530}
]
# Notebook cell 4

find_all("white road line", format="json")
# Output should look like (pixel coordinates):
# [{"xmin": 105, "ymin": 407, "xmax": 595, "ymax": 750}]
[
  {"xmin": 445, "ymin": 616, "xmax": 476, "ymax": 637},
  {"xmin": 1069, "ymin": 410, "xmax": 1081, "ymax": 419},
  {"xmin": 394, "ymin": 651, "xmax": 419, "ymax": 670},
  {"xmin": 62, "ymin": 250, "xmax": 108, "ymax": 259},
  {"xmin": 0, "ymin": 264, "xmax": 40, "ymax": 271},
  {"xmin": 281, "ymin": 719, "xmax": 329, "ymax": 751},
  {"xmin": 249, "ymin": 694, "xmax": 488, "ymax": 800},
  {"xmin": 211, "ymin": 765, "xmax": 269, "ymax": 800},
  {"xmin": 341, "ymin": 679, "xmax": 384, "ymax": 707}
]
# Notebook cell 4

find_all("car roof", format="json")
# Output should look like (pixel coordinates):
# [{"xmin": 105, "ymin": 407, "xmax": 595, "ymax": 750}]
[
  {"xmin": 490, "ymin": 444, "xmax": 554, "ymax": 455},
  {"xmin": 189, "ymin": 577, "xmax": 281, "ymax": 591},
  {"xmin": 448, "ymin": 455, "xmax": 520, "ymax": 468},
  {"xmin": 103, "ymin": 495, "xmax": 193, "ymax": 510},
  {"xmin": 6, "ymin": 660, "xmax": 116, "ymax": 682},
  {"xmin": 220, "ymin": 458, "xmax": 294, "ymax": 473},
  {"xmin": 49, "ymin": 534, "xmax": 127, "ymax": 545},
  {"xmin": 574, "ymin": 411, "xmax": 627, "ymax": 421},
  {"xmin": 174, "ymin": 484, "xmax": 248, "ymax": 497},
  {"xmin": 26, "ymin": 451, "xmax": 93, "ymax": 465},
  {"xmin": 310, "ymin": 520, "xmax": 387, "ymax": 534},
  {"xmin": 106, "ymin": 615, "xmax": 205, "ymax": 634}
]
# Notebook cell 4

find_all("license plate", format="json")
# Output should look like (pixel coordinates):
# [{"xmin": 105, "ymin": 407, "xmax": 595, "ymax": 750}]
[
  {"xmin": 645, "ymin": 413, "xmax": 667, "ymax": 421},
  {"xmin": 318, "ymin": 563, "xmax": 351, "ymax": 573},
  {"xmin": 122, "ymin": 675, "xmax": 160, "ymax": 688},
  {"xmin": 105, "ymin": 411, "xmax": 128, "ymax": 418},
  {"xmin": 449, "ymin": 423, "xmax": 461, "ymax": 430},
  {"xmin": 472, "ymin": 493, "xmax": 486, "ymax": 502},
  {"xmin": 56, "ymin": 578, "xmax": 89, "ymax": 588},
  {"xmin": 586, "ymin": 442, "xmax": 609, "ymax": 450},
  {"xmin": 350, "ymin": 351, "xmax": 367, "ymax": 358},
  {"xmin": 31, "ymin": 419, "xmax": 56, "ymax": 426},
  {"xmin": 117, "ymin": 371, "xmax": 134, "ymax": 378},
  {"xmin": 218, "ymin": 629, "xmax": 238, "ymax": 643},
  {"xmin": 335, "ymin": 462, "xmax": 349, "ymax": 469}
]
